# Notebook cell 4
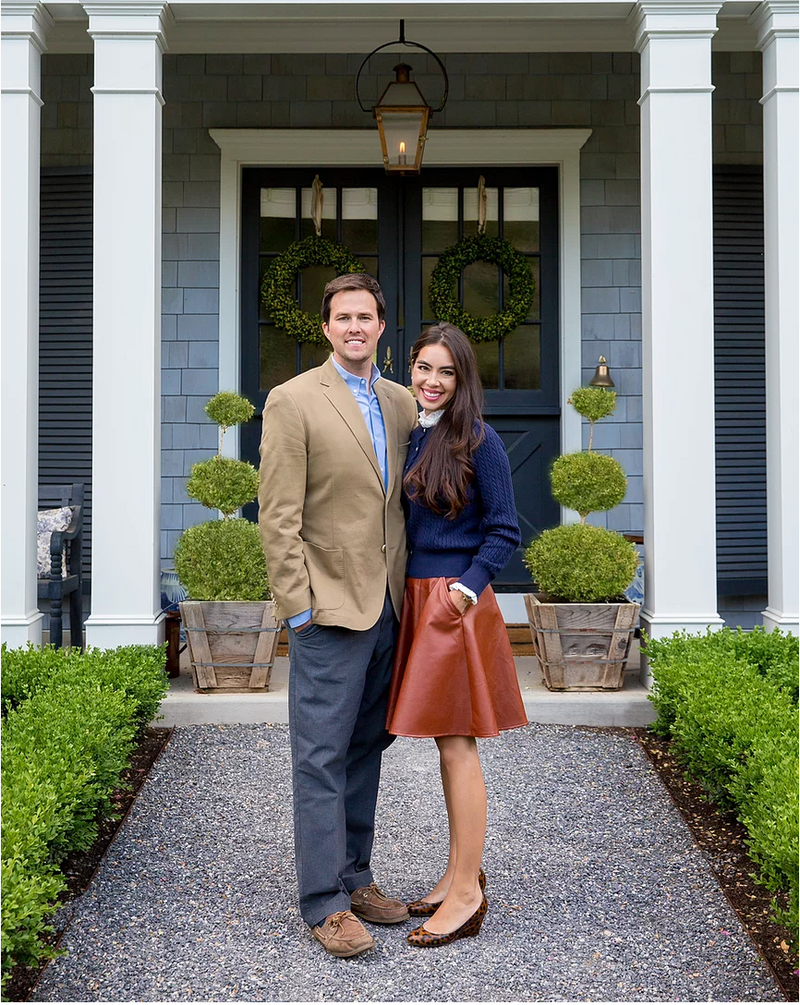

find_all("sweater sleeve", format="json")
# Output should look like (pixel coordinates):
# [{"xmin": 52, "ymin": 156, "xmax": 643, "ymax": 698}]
[{"xmin": 458, "ymin": 425, "xmax": 522, "ymax": 597}]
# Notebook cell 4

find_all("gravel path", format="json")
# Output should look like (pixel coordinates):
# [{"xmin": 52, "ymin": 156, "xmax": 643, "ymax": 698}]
[{"xmin": 33, "ymin": 724, "xmax": 781, "ymax": 1002}]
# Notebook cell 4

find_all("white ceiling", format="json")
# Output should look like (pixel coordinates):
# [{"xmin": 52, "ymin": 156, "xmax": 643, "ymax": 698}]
[{"xmin": 40, "ymin": 1, "xmax": 762, "ymax": 53}]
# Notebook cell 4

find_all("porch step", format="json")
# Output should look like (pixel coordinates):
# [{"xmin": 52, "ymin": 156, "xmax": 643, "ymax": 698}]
[{"xmin": 155, "ymin": 646, "xmax": 654, "ymax": 730}]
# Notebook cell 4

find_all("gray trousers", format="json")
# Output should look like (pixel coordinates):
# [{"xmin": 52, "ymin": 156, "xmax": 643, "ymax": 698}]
[{"xmin": 287, "ymin": 592, "xmax": 397, "ymax": 927}]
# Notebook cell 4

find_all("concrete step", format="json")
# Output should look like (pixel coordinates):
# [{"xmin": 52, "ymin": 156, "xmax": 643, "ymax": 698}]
[{"xmin": 155, "ymin": 645, "xmax": 654, "ymax": 729}]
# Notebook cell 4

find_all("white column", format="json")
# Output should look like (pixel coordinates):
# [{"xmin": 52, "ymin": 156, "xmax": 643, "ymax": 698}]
[
  {"xmin": 634, "ymin": 1, "xmax": 725, "ymax": 676},
  {"xmin": 752, "ymin": 2, "xmax": 799, "ymax": 636},
  {"xmin": 1, "ymin": 3, "xmax": 52, "ymax": 647},
  {"xmin": 83, "ymin": 3, "xmax": 167, "ymax": 647}
]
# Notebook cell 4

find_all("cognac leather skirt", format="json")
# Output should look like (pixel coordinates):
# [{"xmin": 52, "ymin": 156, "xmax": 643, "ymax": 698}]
[{"xmin": 386, "ymin": 577, "xmax": 528, "ymax": 738}]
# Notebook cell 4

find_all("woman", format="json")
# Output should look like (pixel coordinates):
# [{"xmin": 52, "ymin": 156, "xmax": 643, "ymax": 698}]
[{"xmin": 386, "ymin": 322, "xmax": 527, "ymax": 948}]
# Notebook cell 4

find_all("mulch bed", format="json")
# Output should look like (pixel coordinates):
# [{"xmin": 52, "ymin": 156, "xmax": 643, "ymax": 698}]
[
  {"xmin": 5, "ymin": 726, "xmax": 173, "ymax": 1004},
  {"xmin": 636, "ymin": 728, "xmax": 798, "ymax": 1002}
]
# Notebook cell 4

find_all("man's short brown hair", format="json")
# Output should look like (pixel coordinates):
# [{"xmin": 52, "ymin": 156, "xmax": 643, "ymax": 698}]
[{"xmin": 321, "ymin": 273, "xmax": 386, "ymax": 325}]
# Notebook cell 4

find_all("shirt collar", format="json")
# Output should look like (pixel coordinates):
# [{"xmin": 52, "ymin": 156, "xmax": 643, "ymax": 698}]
[{"xmin": 331, "ymin": 355, "xmax": 381, "ymax": 392}]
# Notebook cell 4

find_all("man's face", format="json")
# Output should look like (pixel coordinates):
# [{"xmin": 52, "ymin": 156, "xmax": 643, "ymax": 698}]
[{"xmin": 322, "ymin": 289, "xmax": 385, "ymax": 372}]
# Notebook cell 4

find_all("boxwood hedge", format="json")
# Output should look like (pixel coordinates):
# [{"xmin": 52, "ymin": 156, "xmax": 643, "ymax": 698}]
[
  {"xmin": 1, "ymin": 644, "xmax": 168, "ymax": 987},
  {"xmin": 644, "ymin": 626, "xmax": 799, "ymax": 943}
]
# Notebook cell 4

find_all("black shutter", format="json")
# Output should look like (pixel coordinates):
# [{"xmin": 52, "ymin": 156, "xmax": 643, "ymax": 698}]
[
  {"xmin": 713, "ymin": 166, "xmax": 767, "ymax": 596},
  {"xmin": 39, "ymin": 169, "xmax": 93, "ymax": 581}
]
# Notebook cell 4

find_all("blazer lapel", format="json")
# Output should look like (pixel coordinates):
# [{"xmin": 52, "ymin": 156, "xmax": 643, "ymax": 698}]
[
  {"xmin": 374, "ymin": 378, "xmax": 399, "ymax": 497},
  {"xmin": 320, "ymin": 357, "xmax": 384, "ymax": 488}
]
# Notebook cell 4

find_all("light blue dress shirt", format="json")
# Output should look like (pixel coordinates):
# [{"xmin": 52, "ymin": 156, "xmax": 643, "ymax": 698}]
[{"xmin": 287, "ymin": 356, "xmax": 388, "ymax": 629}]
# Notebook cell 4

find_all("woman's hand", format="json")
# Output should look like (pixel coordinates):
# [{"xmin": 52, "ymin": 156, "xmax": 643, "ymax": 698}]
[{"xmin": 449, "ymin": 588, "xmax": 473, "ymax": 615}]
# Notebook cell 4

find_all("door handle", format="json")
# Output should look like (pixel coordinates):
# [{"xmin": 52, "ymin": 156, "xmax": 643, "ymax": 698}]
[{"xmin": 382, "ymin": 347, "xmax": 394, "ymax": 374}]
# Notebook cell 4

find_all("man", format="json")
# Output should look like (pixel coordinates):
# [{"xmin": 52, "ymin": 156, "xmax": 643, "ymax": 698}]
[{"xmin": 258, "ymin": 274, "xmax": 418, "ymax": 957}]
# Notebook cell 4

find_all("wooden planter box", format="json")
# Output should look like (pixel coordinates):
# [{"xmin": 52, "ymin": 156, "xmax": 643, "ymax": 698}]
[
  {"xmin": 179, "ymin": 600, "xmax": 280, "ymax": 693},
  {"xmin": 524, "ymin": 593, "xmax": 640, "ymax": 691}
]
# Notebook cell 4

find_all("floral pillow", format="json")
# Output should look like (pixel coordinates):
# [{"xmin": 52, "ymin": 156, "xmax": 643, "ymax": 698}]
[{"xmin": 37, "ymin": 506, "xmax": 73, "ymax": 578}]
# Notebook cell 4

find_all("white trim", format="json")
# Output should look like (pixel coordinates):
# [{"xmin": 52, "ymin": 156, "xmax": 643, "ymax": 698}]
[
  {"xmin": 638, "ymin": 85, "xmax": 715, "ymax": 105},
  {"xmin": 760, "ymin": 84, "xmax": 800, "ymax": 103},
  {"xmin": 209, "ymin": 127, "xmax": 590, "ymax": 464},
  {"xmin": 1, "ymin": 86, "xmax": 43, "ymax": 104},
  {"xmin": 91, "ymin": 85, "xmax": 165, "ymax": 104}
]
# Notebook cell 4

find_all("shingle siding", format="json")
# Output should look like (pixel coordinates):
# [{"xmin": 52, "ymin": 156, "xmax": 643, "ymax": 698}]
[{"xmin": 39, "ymin": 50, "xmax": 763, "ymax": 559}]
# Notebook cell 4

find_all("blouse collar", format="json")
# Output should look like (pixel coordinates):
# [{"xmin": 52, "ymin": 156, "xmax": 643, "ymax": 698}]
[{"xmin": 418, "ymin": 408, "xmax": 444, "ymax": 429}]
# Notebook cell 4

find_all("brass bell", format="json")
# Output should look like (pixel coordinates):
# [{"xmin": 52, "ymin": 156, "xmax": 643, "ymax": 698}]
[{"xmin": 589, "ymin": 355, "xmax": 614, "ymax": 388}]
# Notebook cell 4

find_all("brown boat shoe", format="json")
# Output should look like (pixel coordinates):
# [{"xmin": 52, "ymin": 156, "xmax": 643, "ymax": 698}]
[
  {"xmin": 311, "ymin": 910, "xmax": 375, "ymax": 958},
  {"xmin": 350, "ymin": 882, "xmax": 410, "ymax": 924}
]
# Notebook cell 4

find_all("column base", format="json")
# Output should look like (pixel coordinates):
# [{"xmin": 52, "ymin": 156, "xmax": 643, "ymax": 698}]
[
  {"xmin": 1, "ymin": 610, "xmax": 44, "ymax": 648},
  {"xmin": 84, "ymin": 613, "xmax": 166, "ymax": 649},
  {"xmin": 639, "ymin": 609, "xmax": 725, "ymax": 687},
  {"xmin": 761, "ymin": 607, "xmax": 799, "ymax": 636}
]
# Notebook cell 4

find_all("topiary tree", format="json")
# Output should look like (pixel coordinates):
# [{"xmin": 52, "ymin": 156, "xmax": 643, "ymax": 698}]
[
  {"xmin": 173, "ymin": 391, "xmax": 269, "ymax": 602},
  {"xmin": 524, "ymin": 385, "xmax": 639, "ymax": 602}
]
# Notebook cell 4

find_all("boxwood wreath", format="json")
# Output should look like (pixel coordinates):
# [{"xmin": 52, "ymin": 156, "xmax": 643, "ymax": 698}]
[
  {"xmin": 428, "ymin": 235, "xmax": 535, "ymax": 343},
  {"xmin": 261, "ymin": 235, "xmax": 365, "ymax": 346}
]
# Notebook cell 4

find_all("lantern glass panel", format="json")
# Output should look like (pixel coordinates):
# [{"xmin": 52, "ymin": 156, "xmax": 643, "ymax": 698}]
[{"xmin": 377, "ymin": 109, "xmax": 427, "ymax": 170}]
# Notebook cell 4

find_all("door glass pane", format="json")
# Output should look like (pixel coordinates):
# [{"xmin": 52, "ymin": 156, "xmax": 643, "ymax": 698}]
[
  {"xmin": 359, "ymin": 256, "xmax": 378, "ymax": 279},
  {"xmin": 463, "ymin": 261, "xmax": 499, "ymax": 317},
  {"xmin": 341, "ymin": 188, "xmax": 378, "ymax": 252},
  {"xmin": 260, "ymin": 325, "xmax": 297, "ymax": 390},
  {"xmin": 503, "ymin": 187, "xmax": 540, "ymax": 252},
  {"xmin": 299, "ymin": 265, "xmax": 338, "ymax": 316},
  {"xmin": 463, "ymin": 186, "xmax": 499, "ymax": 239},
  {"xmin": 260, "ymin": 188, "xmax": 296, "ymax": 252},
  {"xmin": 503, "ymin": 258, "xmax": 540, "ymax": 320},
  {"xmin": 300, "ymin": 186, "xmax": 337, "ymax": 241},
  {"xmin": 422, "ymin": 187, "xmax": 458, "ymax": 252},
  {"xmin": 473, "ymin": 339, "xmax": 499, "ymax": 390},
  {"xmin": 301, "ymin": 340, "xmax": 330, "ymax": 372},
  {"xmin": 503, "ymin": 325, "xmax": 541, "ymax": 390},
  {"xmin": 421, "ymin": 256, "xmax": 439, "ymax": 322}
]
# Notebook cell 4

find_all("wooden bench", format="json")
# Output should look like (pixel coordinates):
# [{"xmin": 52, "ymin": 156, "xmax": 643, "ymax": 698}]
[{"xmin": 38, "ymin": 483, "xmax": 84, "ymax": 649}]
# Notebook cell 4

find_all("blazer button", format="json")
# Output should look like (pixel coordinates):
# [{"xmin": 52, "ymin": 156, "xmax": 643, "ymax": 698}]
[{"xmin": 381, "ymin": 544, "xmax": 386, "ymax": 553}]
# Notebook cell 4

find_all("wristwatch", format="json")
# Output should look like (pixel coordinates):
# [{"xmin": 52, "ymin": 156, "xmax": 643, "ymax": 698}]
[{"xmin": 449, "ymin": 582, "xmax": 478, "ymax": 606}]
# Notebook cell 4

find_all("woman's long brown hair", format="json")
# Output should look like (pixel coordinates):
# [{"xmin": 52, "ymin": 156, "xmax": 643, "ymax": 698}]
[{"xmin": 404, "ymin": 323, "xmax": 485, "ymax": 519}]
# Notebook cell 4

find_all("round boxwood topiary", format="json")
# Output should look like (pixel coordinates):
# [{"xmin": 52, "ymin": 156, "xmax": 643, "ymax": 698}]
[
  {"xmin": 174, "ymin": 518, "xmax": 269, "ymax": 602},
  {"xmin": 186, "ymin": 455, "xmax": 259, "ymax": 517},
  {"xmin": 205, "ymin": 391, "xmax": 255, "ymax": 430},
  {"xmin": 524, "ymin": 523, "xmax": 639, "ymax": 603},
  {"xmin": 550, "ymin": 451, "xmax": 627, "ymax": 519},
  {"xmin": 568, "ymin": 386, "xmax": 616, "ymax": 423}
]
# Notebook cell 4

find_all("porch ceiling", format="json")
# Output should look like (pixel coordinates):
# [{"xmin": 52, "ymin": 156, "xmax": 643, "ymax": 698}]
[{"xmin": 43, "ymin": 0, "xmax": 761, "ymax": 53}]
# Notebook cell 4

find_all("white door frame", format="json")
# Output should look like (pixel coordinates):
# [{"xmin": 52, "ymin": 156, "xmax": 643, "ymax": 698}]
[{"xmin": 209, "ymin": 127, "xmax": 591, "ymax": 621}]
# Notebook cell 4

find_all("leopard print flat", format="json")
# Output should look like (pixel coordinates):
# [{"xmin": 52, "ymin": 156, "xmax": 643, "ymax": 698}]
[
  {"xmin": 406, "ymin": 895, "xmax": 488, "ymax": 947},
  {"xmin": 406, "ymin": 868, "xmax": 486, "ymax": 917}
]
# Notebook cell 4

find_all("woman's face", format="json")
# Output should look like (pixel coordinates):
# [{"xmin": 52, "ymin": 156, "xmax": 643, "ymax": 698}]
[{"xmin": 411, "ymin": 343, "xmax": 458, "ymax": 415}]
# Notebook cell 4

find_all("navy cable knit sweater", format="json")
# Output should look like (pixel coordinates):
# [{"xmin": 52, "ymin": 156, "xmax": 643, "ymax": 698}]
[{"xmin": 404, "ymin": 422, "xmax": 522, "ymax": 597}]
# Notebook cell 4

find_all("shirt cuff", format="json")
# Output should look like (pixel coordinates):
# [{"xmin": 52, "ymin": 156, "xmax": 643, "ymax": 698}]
[
  {"xmin": 449, "ymin": 582, "xmax": 478, "ymax": 606},
  {"xmin": 287, "ymin": 609, "xmax": 312, "ymax": 628}
]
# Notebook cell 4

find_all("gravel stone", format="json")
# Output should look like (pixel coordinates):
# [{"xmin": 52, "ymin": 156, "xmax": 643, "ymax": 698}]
[{"xmin": 32, "ymin": 724, "xmax": 782, "ymax": 1002}]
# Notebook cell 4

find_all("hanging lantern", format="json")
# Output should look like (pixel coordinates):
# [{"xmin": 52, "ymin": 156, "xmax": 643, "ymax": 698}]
[{"xmin": 356, "ymin": 20, "xmax": 448, "ymax": 175}]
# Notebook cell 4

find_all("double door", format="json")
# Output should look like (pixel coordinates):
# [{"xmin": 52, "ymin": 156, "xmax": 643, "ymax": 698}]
[{"xmin": 240, "ymin": 167, "xmax": 561, "ymax": 589}]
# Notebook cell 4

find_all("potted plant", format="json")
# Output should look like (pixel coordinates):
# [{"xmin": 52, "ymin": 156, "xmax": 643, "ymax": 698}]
[
  {"xmin": 174, "ymin": 391, "xmax": 278, "ymax": 693},
  {"xmin": 523, "ymin": 386, "xmax": 640, "ymax": 691}
]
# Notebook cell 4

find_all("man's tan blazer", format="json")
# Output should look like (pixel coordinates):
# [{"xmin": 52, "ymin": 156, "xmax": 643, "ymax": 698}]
[{"xmin": 258, "ymin": 356, "xmax": 418, "ymax": 631}]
